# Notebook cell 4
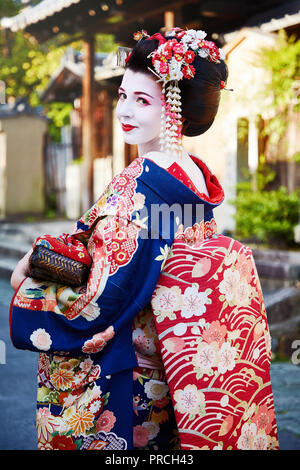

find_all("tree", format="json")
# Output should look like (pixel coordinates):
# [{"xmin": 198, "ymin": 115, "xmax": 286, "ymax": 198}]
[
  {"xmin": 248, "ymin": 29, "xmax": 300, "ymax": 194},
  {"xmin": 0, "ymin": 0, "xmax": 118, "ymax": 141}
]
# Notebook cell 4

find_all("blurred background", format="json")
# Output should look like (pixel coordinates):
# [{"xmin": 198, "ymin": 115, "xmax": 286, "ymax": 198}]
[{"xmin": 0, "ymin": 0, "xmax": 299, "ymax": 450}]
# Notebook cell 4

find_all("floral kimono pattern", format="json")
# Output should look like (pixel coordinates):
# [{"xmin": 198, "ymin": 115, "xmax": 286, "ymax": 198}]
[
  {"xmin": 9, "ymin": 154, "xmax": 279, "ymax": 450},
  {"xmin": 151, "ymin": 230, "xmax": 279, "ymax": 450}
]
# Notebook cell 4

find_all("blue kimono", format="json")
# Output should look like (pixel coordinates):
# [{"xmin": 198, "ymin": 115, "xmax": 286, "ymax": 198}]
[{"xmin": 9, "ymin": 155, "xmax": 279, "ymax": 450}]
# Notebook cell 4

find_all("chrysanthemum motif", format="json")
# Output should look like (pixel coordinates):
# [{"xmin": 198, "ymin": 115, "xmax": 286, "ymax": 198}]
[
  {"xmin": 36, "ymin": 407, "xmax": 62, "ymax": 444},
  {"xmin": 51, "ymin": 367, "xmax": 74, "ymax": 391},
  {"xmin": 67, "ymin": 408, "xmax": 94, "ymax": 437}
]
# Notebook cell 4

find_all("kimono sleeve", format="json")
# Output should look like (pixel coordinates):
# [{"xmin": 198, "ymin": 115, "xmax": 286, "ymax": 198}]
[{"xmin": 9, "ymin": 212, "xmax": 166, "ymax": 359}]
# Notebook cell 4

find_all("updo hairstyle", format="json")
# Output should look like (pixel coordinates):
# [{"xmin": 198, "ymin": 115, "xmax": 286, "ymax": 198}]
[{"xmin": 125, "ymin": 33, "xmax": 228, "ymax": 137}]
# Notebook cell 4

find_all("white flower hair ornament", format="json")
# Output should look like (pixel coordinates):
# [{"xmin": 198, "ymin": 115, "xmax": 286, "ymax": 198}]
[{"xmin": 118, "ymin": 28, "xmax": 231, "ymax": 157}]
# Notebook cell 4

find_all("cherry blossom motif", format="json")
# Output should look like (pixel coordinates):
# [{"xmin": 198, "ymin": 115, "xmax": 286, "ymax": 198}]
[
  {"xmin": 192, "ymin": 341, "xmax": 218, "ymax": 372},
  {"xmin": 235, "ymin": 252, "xmax": 253, "ymax": 283},
  {"xmin": 132, "ymin": 327, "xmax": 156, "ymax": 356},
  {"xmin": 182, "ymin": 64, "xmax": 195, "ymax": 79},
  {"xmin": 252, "ymin": 404, "xmax": 275, "ymax": 434},
  {"xmin": 252, "ymin": 433, "xmax": 268, "ymax": 450},
  {"xmin": 234, "ymin": 280, "xmax": 250, "ymax": 307},
  {"xmin": 202, "ymin": 320, "xmax": 227, "ymax": 347},
  {"xmin": 79, "ymin": 357, "xmax": 93, "ymax": 372},
  {"xmin": 181, "ymin": 285, "xmax": 210, "ymax": 318},
  {"xmin": 82, "ymin": 335, "xmax": 106, "ymax": 354},
  {"xmin": 152, "ymin": 285, "xmax": 182, "ymax": 318},
  {"xmin": 218, "ymin": 268, "xmax": 240, "ymax": 303},
  {"xmin": 217, "ymin": 342, "xmax": 237, "ymax": 374},
  {"xmin": 174, "ymin": 384, "xmax": 205, "ymax": 415},
  {"xmin": 144, "ymin": 379, "xmax": 169, "ymax": 400},
  {"xmin": 184, "ymin": 50, "xmax": 195, "ymax": 63},
  {"xmin": 82, "ymin": 327, "xmax": 114, "ymax": 354},
  {"xmin": 237, "ymin": 422, "xmax": 257, "ymax": 450}
]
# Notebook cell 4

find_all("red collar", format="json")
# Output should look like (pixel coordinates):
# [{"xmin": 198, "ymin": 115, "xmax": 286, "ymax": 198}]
[{"xmin": 168, "ymin": 154, "xmax": 224, "ymax": 204}]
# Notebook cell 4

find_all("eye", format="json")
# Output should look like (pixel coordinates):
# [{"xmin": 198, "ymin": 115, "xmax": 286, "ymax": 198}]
[
  {"xmin": 118, "ymin": 92, "xmax": 126, "ymax": 100},
  {"xmin": 137, "ymin": 97, "xmax": 150, "ymax": 105}
]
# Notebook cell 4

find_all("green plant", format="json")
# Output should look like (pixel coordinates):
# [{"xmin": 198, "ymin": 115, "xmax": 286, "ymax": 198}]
[
  {"xmin": 255, "ymin": 30, "xmax": 300, "ymax": 149},
  {"xmin": 231, "ymin": 183, "xmax": 300, "ymax": 248}
]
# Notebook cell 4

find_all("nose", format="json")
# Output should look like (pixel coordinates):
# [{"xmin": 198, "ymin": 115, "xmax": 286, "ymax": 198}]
[{"xmin": 117, "ymin": 97, "xmax": 134, "ymax": 119}]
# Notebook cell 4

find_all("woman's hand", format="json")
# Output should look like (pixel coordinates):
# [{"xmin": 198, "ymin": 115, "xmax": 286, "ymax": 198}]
[{"xmin": 10, "ymin": 248, "xmax": 33, "ymax": 291}]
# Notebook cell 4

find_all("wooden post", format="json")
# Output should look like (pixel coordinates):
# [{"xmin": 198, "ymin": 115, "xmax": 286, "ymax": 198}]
[
  {"xmin": 82, "ymin": 33, "xmax": 95, "ymax": 212},
  {"xmin": 164, "ymin": 11, "xmax": 174, "ymax": 30}
]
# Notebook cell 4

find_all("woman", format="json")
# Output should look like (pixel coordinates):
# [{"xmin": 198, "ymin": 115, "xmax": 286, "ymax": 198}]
[{"xmin": 10, "ymin": 28, "xmax": 279, "ymax": 450}]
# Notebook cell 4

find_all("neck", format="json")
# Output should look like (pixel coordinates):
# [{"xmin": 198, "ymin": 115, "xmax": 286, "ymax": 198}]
[
  {"xmin": 138, "ymin": 136, "xmax": 161, "ymax": 157},
  {"xmin": 138, "ymin": 139, "xmax": 188, "ymax": 162}
]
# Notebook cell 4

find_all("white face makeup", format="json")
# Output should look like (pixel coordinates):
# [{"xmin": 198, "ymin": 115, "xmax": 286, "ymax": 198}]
[{"xmin": 116, "ymin": 69, "xmax": 162, "ymax": 154}]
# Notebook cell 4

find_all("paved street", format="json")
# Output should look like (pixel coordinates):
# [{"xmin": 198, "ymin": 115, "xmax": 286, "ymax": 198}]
[
  {"xmin": 0, "ymin": 279, "xmax": 37, "ymax": 450},
  {"xmin": 0, "ymin": 277, "xmax": 300, "ymax": 450}
]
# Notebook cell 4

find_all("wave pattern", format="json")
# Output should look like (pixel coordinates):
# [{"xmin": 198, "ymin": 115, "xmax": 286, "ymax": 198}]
[{"xmin": 152, "ymin": 232, "xmax": 279, "ymax": 450}]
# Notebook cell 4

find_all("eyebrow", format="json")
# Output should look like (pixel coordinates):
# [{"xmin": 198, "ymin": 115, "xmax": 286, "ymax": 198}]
[{"xmin": 118, "ymin": 87, "xmax": 154, "ymax": 99}]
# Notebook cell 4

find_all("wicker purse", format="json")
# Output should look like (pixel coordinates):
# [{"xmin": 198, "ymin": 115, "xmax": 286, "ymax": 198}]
[{"xmin": 29, "ymin": 234, "xmax": 92, "ymax": 288}]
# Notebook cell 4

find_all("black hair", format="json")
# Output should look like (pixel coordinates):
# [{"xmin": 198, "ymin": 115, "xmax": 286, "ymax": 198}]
[{"xmin": 125, "ymin": 35, "xmax": 228, "ymax": 137}]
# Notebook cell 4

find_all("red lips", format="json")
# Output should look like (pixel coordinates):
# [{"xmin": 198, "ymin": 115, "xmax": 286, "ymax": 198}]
[{"xmin": 122, "ymin": 123, "xmax": 137, "ymax": 132}]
